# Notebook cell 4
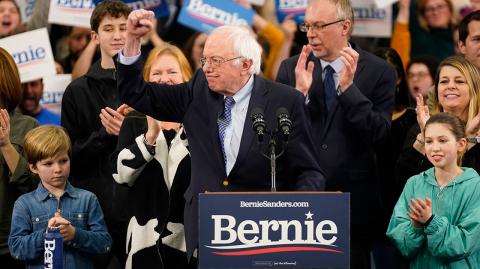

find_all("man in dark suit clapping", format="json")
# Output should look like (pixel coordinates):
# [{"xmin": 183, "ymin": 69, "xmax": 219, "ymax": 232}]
[
  {"xmin": 116, "ymin": 9, "xmax": 326, "ymax": 261},
  {"xmin": 276, "ymin": 0, "xmax": 396, "ymax": 268}
]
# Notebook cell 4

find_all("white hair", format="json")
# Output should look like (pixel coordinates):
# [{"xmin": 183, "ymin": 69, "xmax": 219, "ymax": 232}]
[{"xmin": 210, "ymin": 25, "xmax": 262, "ymax": 75}]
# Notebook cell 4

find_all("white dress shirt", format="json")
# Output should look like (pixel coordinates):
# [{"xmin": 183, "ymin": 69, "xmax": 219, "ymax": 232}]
[{"xmin": 224, "ymin": 75, "xmax": 254, "ymax": 175}]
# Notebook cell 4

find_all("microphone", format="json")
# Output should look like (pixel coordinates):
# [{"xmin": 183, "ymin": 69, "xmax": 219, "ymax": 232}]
[
  {"xmin": 251, "ymin": 107, "xmax": 267, "ymax": 142},
  {"xmin": 276, "ymin": 107, "xmax": 292, "ymax": 141}
]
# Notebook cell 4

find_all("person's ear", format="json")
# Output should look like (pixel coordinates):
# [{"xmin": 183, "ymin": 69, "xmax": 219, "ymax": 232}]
[
  {"xmin": 458, "ymin": 40, "xmax": 466, "ymax": 55},
  {"xmin": 458, "ymin": 138, "xmax": 467, "ymax": 153},
  {"xmin": 29, "ymin": 163, "xmax": 38, "ymax": 174},
  {"xmin": 241, "ymin": 59, "xmax": 253, "ymax": 75},
  {"xmin": 342, "ymin": 19, "xmax": 352, "ymax": 36},
  {"xmin": 91, "ymin": 31, "xmax": 99, "ymax": 45}
]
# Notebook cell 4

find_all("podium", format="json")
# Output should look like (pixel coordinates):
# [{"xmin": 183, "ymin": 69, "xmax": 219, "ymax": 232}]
[{"xmin": 199, "ymin": 192, "xmax": 350, "ymax": 268}]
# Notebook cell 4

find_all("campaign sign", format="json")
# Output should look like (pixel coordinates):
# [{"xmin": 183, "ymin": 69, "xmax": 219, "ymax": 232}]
[
  {"xmin": 275, "ymin": 0, "xmax": 307, "ymax": 24},
  {"xmin": 199, "ymin": 192, "xmax": 350, "ymax": 268},
  {"xmin": 16, "ymin": 0, "xmax": 36, "ymax": 23},
  {"xmin": 374, "ymin": 0, "xmax": 398, "ymax": 8},
  {"xmin": 48, "ymin": 0, "xmax": 95, "ymax": 28},
  {"xmin": 249, "ymin": 0, "xmax": 265, "ymax": 5},
  {"xmin": 351, "ymin": 0, "xmax": 392, "ymax": 37},
  {"xmin": 41, "ymin": 74, "xmax": 71, "ymax": 115},
  {"xmin": 177, "ymin": 0, "xmax": 254, "ymax": 34},
  {"xmin": 92, "ymin": 0, "xmax": 169, "ymax": 18},
  {"xmin": 0, "ymin": 28, "xmax": 56, "ymax": 83}
]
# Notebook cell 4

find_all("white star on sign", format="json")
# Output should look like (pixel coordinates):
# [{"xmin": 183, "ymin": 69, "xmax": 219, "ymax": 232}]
[{"xmin": 305, "ymin": 211, "xmax": 314, "ymax": 219}]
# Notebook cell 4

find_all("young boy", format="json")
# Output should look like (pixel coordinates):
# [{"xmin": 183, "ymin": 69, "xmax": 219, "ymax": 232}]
[
  {"xmin": 61, "ymin": 0, "xmax": 131, "ymax": 264},
  {"xmin": 8, "ymin": 125, "xmax": 112, "ymax": 268}
]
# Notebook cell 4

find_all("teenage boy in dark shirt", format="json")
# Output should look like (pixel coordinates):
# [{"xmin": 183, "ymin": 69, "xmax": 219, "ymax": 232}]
[{"xmin": 61, "ymin": 0, "xmax": 132, "ymax": 266}]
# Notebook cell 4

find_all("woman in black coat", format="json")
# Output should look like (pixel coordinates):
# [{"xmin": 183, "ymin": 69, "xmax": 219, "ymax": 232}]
[{"xmin": 111, "ymin": 44, "xmax": 195, "ymax": 269}]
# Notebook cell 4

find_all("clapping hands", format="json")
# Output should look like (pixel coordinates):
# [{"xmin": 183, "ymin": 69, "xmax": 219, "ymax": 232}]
[
  {"xmin": 294, "ymin": 45, "xmax": 315, "ymax": 96},
  {"xmin": 407, "ymin": 197, "xmax": 433, "ymax": 228},
  {"xmin": 415, "ymin": 94, "xmax": 430, "ymax": 134},
  {"xmin": 99, "ymin": 105, "xmax": 129, "ymax": 136},
  {"xmin": 0, "ymin": 109, "xmax": 11, "ymax": 149}
]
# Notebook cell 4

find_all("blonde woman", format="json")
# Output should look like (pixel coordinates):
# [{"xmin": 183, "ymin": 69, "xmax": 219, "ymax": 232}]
[
  {"xmin": 396, "ymin": 56, "xmax": 480, "ymax": 197},
  {"xmin": 111, "ymin": 43, "xmax": 195, "ymax": 269}
]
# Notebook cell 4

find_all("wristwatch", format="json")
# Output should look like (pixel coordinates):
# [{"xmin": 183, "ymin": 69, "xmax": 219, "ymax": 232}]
[
  {"xmin": 467, "ymin": 136, "xmax": 480, "ymax": 144},
  {"xmin": 143, "ymin": 134, "xmax": 156, "ymax": 155}
]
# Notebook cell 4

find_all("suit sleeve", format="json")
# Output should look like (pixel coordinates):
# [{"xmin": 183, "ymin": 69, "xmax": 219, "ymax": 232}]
[
  {"xmin": 386, "ymin": 176, "xmax": 426, "ymax": 258},
  {"xmin": 288, "ymin": 93, "xmax": 325, "ymax": 191},
  {"xmin": 337, "ymin": 64, "xmax": 396, "ymax": 147},
  {"xmin": 276, "ymin": 59, "xmax": 295, "ymax": 86},
  {"xmin": 115, "ymin": 56, "xmax": 194, "ymax": 122}
]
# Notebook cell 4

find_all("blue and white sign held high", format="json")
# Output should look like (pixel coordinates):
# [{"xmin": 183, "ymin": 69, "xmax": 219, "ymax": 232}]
[
  {"xmin": 177, "ymin": 0, "xmax": 254, "ymax": 34},
  {"xmin": 48, "ymin": 0, "xmax": 95, "ymax": 27},
  {"xmin": 275, "ymin": 0, "xmax": 307, "ymax": 24},
  {"xmin": 92, "ymin": 0, "xmax": 170, "ymax": 18},
  {"xmin": 0, "ymin": 28, "xmax": 56, "ymax": 83}
]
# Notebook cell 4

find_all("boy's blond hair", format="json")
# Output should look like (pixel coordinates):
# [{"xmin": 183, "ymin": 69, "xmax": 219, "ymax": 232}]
[{"xmin": 24, "ymin": 125, "xmax": 71, "ymax": 165}]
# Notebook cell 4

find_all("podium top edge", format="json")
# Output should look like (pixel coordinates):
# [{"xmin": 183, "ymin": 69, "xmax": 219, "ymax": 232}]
[{"xmin": 201, "ymin": 191, "xmax": 345, "ymax": 194}]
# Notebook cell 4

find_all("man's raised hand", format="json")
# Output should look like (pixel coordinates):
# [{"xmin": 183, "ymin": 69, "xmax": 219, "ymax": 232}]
[
  {"xmin": 124, "ymin": 9, "xmax": 155, "ymax": 56},
  {"xmin": 127, "ymin": 9, "xmax": 155, "ymax": 39}
]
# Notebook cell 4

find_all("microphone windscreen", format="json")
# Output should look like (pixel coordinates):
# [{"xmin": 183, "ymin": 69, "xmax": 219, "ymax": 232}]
[
  {"xmin": 276, "ymin": 107, "xmax": 289, "ymax": 118},
  {"xmin": 251, "ymin": 107, "xmax": 265, "ymax": 118}
]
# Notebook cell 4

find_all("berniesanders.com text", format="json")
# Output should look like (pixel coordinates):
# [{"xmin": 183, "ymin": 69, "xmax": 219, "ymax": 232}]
[{"xmin": 240, "ymin": 201, "xmax": 309, "ymax": 208}]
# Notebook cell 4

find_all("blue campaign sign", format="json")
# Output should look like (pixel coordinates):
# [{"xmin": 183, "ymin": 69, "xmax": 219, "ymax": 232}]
[
  {"xmin": 177, "ymin": 0, "xmax": 254, "ymax": 34},
  {"xmin": 275, "ymin": 0, "xmax": 307, "ymax": 24},
  {"xmin": 199, "ymin": 192, "xmax": 350, "ymax": 268},
  {"xmin": 92, "ymin": 0, "xmax": 169, "ymax": 18}
]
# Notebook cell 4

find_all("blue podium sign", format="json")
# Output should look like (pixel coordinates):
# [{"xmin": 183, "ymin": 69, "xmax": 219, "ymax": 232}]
[
  {"xmin": 199, "ymin": 192, "xmax": 350, "ymax": 268},
  {"xmin": 177, "ymin": 0, "xmax": 254, "ymax": 34}
]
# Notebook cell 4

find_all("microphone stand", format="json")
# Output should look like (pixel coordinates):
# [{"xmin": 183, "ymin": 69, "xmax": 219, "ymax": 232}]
[
  {"xmin": 259, "ymin": 132, "xmax": 286, "ymax": 192},
  {"xmin": 252, "ymin": 108, "xmax": 289, "ymax": 193},
  {"xmin": 269, "ymin": 137, "xmax": 277, "ymax": 192}
]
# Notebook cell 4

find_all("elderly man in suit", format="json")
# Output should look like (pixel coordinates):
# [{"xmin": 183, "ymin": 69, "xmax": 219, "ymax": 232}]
[
  {"xmin": 115, "ymin": 9, "xmax": 326, "ymax": 261},
  {"xmin": 276, "ymin": 0, "xmax": 396, "ymax": 268}
]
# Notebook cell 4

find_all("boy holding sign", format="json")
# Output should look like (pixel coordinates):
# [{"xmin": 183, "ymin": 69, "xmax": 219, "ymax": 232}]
[{"xmin": 8, "ymin": 126, "xmax": 112, "ymax": 269}]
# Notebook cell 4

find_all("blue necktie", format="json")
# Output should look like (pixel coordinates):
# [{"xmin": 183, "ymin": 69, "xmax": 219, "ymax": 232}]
[
  {"xmin": 218, "ymin": 96, "xmax": 235, "ymax": 167},
  {"xmin": 324, "ymin": 65, "xmax": 336, "ymax": 112}
]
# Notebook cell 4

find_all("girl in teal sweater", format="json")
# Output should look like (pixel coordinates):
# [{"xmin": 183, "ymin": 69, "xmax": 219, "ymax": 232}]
[{"xmin": 387, "ymin": 112, "xmax": 480, "ymax": 268}]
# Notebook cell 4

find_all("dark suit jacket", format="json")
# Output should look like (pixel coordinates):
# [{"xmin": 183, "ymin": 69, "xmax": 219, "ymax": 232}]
[
  {"xmin": 116, "ymin": 58, "xmax": 325, "ymax": 258},
  {"xmin": 277, "ymin": 44, "xmax": 396, "ymax": 236}
]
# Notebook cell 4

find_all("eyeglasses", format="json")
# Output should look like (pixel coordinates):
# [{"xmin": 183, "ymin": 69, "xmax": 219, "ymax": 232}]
[
  {"xmin": 299, "ymin": 19, "xmax": 345, "ymax": 33},
  {"xmin": 424, "ymin": 3, "xmax": 448, "ymax": 14},
  {"xmin": 407, "ymin": 72, "xmax": 430, "ymax": 80},
  {"xmin": 200, "ymin": 56, "xmax": 243, "ymax": 67}
]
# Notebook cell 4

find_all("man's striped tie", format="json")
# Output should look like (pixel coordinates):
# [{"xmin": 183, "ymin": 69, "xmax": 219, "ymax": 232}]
[{"xmin": 218, "ymin": 96, "xmax": 235, "ymax": 167}]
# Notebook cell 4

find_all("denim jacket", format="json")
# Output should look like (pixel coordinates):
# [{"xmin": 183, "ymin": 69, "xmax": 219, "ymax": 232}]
[{"xmin": 8, "ymin": 181, "xmax": 112, "ymax": 269}]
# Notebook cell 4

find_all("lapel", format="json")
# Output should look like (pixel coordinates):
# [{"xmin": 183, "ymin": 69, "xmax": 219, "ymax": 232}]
[
  {"xmin": 320, "ymin": 44, "xmax": 366, "ymax": 140},
  {"xmin": 206, "ymin": 87, "xmax": 226, "ymax": 174},
  {"xmin": 229, "ymin": 75, "xmax": 268, "ymax": 176}
]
